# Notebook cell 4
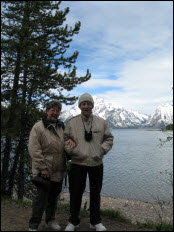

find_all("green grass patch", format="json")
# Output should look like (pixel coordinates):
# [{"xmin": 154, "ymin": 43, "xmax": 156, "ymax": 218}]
[
  {"xmin": 1, "ymin": 196, "xmax": 32, "ymax": 207},
  {"xmin": 57, "ymin": 203, "xmax": 70, "ymax": 213},
  {"xmin": 137, "ymin": 221, "xmax": 173, "ymax": 231},
  {"xmin": 156, "ymin": 223, "xmax": 173, "ymax": 231},
  {"xmin": 57, "ymin": 203, "xmax": 131, "ymax": 223},
  {"xmin": 80, "ymin": 208, "xmax": 90, "ymax": 217},
  {"xmin": 57, "ymin": 202, "xmax": 90, "ymax": 217},
  {"xmin": 137, "ymin": 221, "xmax": 156, "ymax": 229},
  {"xmin": 100, "ymin": 209, "xmax": 131, "ymax": 223}
]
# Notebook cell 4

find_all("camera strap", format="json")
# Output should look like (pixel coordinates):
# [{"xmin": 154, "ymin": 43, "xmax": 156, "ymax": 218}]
[{"xmin": 81, "ymin": 116, "xmax": 93, "ymax": 132}]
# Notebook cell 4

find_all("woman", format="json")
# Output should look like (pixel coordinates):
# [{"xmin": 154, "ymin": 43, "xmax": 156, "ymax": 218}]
[{"xmin": 28, "ymin": 100, "xmax": 66, "ymax": 231}]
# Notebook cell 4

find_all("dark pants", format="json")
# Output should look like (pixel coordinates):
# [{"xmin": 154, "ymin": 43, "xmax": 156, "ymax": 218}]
[
  {"xmin": 68, "ymin": 163, "xmax": 103, "ymax": 226},
  {"xmin": 29, "ymin": 180, "xmax": 62, "ymax": 230}
]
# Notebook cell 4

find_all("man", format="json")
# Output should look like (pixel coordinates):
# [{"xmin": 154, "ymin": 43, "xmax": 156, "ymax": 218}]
[
  {"xmin": 64, "ymin": 93, "xmax": 114, "ymax": 231},
  {"xmin": 28, "ymin": 100, "xmax": 66, "ymax": 231}
]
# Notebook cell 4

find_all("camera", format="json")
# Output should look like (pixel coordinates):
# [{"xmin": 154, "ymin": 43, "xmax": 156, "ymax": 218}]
[{"xmin": 85, "ymin": 130, "xmax": 92, "ymax": 142}]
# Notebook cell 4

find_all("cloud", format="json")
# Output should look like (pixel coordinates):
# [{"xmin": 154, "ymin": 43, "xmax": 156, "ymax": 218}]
[
  {"xmin": 59, "ymin": 1, "xmax": 173, "ymax": 114},
  {"xmin": 64, "ymin": 1, "xmax": 172, "ymax": 55},
  {"xmin": 74, "ymin": 50, "xmax": 173, "ymax": 114},
  {"xmin": 80, "ymin": 50, "xmax": 172, "ymax": 89},
  {"xmin": 117, "ymin": 52, "xmax": 173, "ymax": 94}
]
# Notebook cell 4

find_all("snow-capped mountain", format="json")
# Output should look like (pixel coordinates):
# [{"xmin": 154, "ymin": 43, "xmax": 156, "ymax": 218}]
[
  {"xmin": 145, "ymin": 103, "xmax": 173, "ymax": 128},
  {"xmin": 60, "ymin": 96, "xmax": 173, "ymax": 128},
  {"xmin": 60, "ymin": 96, "xmax": 145, "ymax": 128}
]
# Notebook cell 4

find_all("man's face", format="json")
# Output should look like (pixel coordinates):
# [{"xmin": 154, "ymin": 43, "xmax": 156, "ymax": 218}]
[
  {"xmin": 46, "ymin": 106, "xmax": 60, "ymax": 122},
  {"xmin": 80, "ymin": 101, "xmax": 93, "ymax": 117}
]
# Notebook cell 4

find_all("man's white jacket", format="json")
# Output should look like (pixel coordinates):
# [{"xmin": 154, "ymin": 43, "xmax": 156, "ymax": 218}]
[{"xmin": 64, "ymin": 114, "xmax": 114, "ymax": 167}]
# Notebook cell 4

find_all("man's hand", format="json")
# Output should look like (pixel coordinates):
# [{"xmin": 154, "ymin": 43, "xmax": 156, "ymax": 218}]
[
  {"xmin": 41, "ymin": 170, "xmax": 49, "ymax": 178},
  {"xmin": 66, "ymin": 139, "xmax": 76, "ymax": 148}
]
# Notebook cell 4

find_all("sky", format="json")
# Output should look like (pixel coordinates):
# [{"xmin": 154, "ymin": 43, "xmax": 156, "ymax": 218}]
[{"xmin": 58, "ymin": 1, "xmax": 173, "ymax": 115}]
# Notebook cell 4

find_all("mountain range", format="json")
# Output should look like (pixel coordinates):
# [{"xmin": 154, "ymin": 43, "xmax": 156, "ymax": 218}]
[{"xmin": 60, "ymin": 96, "xmax": 173, "ymax": 129}]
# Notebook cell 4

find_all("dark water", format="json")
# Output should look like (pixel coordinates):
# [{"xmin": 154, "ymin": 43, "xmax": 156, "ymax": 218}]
[{"xmin": 82, "ymin": 129, "xmax": 173, "ymax": 203}]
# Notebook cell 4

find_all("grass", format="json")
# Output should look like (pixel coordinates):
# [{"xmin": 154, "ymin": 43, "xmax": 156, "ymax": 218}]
[
  {"xmin": 136, "ymin": 221, "xmax": 173, "ymax": 231},
  {"xmin": 57, "ymin": 202, "xmax": 70, "ymax": 213},
  {"xmin": 100, "ymin": 208, "xmax": 131, "ymax": 223},
  {"xmin": 57, "ymin": 203, "xmax": 131, "ymax": 223},
  {"xmin": 1, "ymin": 196, "xmax": 32, "ymax": 207}
]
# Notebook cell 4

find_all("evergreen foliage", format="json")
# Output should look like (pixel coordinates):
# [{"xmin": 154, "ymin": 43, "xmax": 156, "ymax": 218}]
[
  {"xmin": 1, "ymin": 1, "xmax": 91, "ymax": 199},
  {"xmin": 166, "ymin": 124, "xmax": 173, "ymax": 131}
]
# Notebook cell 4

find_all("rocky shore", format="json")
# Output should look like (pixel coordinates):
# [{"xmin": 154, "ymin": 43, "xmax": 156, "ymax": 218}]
[{"xmin": 60, "ymin": 192, "xmax": 173, "ymax": 225}]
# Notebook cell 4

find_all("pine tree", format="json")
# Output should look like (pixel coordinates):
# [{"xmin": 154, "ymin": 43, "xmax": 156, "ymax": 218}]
[{"xmin": 1, "ymin": 1, "xmax": 91, "ymax": 199}]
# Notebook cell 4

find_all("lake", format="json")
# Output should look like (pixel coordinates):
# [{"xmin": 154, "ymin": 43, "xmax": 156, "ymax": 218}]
[
  {"xmin": 102, "ymin": 129, "xmax": 173, "ymax": 203},
  {"xmin": 64, "ymin": 129, "xmax": 173, "ymax": 203}
]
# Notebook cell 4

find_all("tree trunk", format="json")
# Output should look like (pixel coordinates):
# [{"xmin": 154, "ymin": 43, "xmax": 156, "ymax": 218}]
[
  {"xmin": 7, "ymin": 2, "xmax": 31, "ymax": 199},
  {"xmin": 1, "ymin": 136, "xmax": 12, "ymax": 197},
  {"xmin": 17, "ymin": 144, "xmax": 26, "ymax": 200},
  {"xmin": 7, "ymin": 137, "xmax": 24, "ymax": 198}
]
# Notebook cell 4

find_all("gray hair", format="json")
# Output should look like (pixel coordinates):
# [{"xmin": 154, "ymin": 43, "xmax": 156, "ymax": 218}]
[{"xmin": 46, "ymin": 100, "xmax": 62, "ymax": 112}]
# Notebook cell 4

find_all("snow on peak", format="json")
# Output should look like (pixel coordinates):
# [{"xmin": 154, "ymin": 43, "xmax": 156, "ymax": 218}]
[
  {"xmin": 60, "ymin": 96, "xmax": 173, "ymax": 128},
  {"xmin": 145, "ymin": 103, "xmax": 173, "ymax": 128}
]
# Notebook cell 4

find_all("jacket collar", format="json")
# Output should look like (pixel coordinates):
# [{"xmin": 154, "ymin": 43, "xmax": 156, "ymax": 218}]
[
  {"xmin": 42, "ymin": 115, "xmax": 61, "ymax": 129},
  {"xmin": 81, "ymin": 113, "xmax": 93, "ymax": 122}
]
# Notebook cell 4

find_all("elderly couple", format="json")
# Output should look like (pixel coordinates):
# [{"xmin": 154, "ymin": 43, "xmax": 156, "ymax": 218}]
[{"xmin": 28, "ymin": 93, "xmax": 114, "ymax": 231}]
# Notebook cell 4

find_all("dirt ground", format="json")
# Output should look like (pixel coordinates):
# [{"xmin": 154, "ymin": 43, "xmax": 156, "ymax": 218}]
[
  {"xmin": 60, "ymin": 193, "xmax": 173, "ymax": 225},
  {"xmin": 1, "ymin": 200, "xmax": 156, "ymax": 231}
]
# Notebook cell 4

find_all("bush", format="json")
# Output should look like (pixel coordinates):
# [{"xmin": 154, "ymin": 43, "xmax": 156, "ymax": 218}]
[{"xmin": 166, "ymin": 124, "xmax": 173, "ymax": 130}]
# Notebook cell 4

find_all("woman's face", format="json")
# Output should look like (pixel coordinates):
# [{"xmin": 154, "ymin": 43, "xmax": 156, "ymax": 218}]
[{"xmin": 46, "ymin": 106, "xmax": 60, "ymax": 122}]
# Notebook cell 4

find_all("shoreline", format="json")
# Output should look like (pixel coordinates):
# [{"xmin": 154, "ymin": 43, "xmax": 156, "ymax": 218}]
[{"xmin": 60, "ymin": 192, "xmax": 173, "ymax": 225}]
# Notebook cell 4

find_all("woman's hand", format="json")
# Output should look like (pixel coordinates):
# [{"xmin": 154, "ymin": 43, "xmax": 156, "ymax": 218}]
[
  {"xmin": 41, "ymin": 170, "xmax": 49, "ymax": 178},
  {"xmin": 66, "ymin": 139, "xmax": 76, "ymax": 148}
]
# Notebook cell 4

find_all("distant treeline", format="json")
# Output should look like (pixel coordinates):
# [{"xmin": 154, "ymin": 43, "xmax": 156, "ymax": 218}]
[{"xmin": 165, "ymin": 124, "xmax": 173, "ymax": 130}]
